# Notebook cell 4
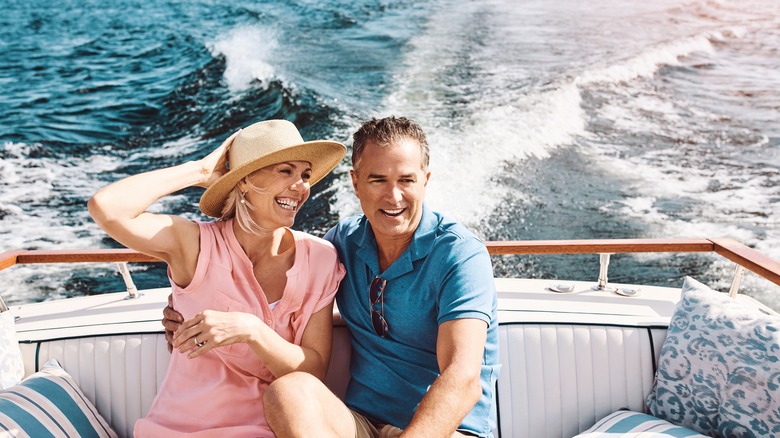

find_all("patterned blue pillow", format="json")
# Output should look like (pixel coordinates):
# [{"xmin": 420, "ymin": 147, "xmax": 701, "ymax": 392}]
[
  {"xmin": 646, "ymin": 277, "xmax": 780, "ymax": 438},
  {"xmin": 0, "ymin": 359, "xmax": 116, "ymax": 437},
  {"xmin": 575, "ymin": 410, "xmax": 707, "ymax": 437}
]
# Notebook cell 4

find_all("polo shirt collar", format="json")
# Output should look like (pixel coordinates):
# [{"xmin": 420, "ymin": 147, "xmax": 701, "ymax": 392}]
[{"xmin": 355, "ymin": 204, "xmax": 438, "ymax": 279}]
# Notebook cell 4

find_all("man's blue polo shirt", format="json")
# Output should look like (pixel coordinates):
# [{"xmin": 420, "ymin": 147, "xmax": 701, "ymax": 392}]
[{"xmin": 324, "ymin": 205, "xmax": 500, "ymax": 437}]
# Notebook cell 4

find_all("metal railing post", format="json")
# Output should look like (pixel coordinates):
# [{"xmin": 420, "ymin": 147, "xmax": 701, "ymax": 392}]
[
  {"xmin": 116, "ymin": 262, "xmax": 141, "ymax": 299},
  {"xmin": 592, "ymin": 253, "xmax": 615, "ymax": 292},
  {"xmin": 728, "ymin": 264, "xmax": 745, "ymax": 299}
]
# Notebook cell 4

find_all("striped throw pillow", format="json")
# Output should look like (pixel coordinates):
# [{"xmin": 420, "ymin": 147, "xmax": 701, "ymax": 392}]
[
  {"xmin": 0, "ymin": 359, "xmax": 116, "ymax": 438},
  {"xmin": 575, "ymin": 410, "xmax": 708, "ymax": 437}
]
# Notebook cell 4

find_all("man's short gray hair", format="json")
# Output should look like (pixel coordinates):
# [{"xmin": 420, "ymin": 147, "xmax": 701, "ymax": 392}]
[{"xmin": 352, "ymin": 116, "xmax": 429, "ymax": 171}]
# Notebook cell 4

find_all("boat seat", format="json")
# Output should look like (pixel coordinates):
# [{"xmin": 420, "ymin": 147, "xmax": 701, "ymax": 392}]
[
  {"xmin": 20, "ymin": 326, "xmax": 352, "ymax": 438},
  {"xmin": 495, "ymin": 322, "xmax": 666, "ymax": 437},
  {"xmin": 21, "ymin": 321, "xmax": 666, "ymax": 438}
]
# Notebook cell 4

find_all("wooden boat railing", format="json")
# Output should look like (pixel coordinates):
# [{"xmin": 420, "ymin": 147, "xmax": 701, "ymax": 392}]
[{"xmin": 1, "ymin": 238, "xmax": 779, "ymax": 304}]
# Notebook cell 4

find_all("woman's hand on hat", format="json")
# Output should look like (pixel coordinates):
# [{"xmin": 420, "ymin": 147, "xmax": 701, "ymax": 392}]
[{"xmin": 196, "ymin": 129, "xmax": 241, "ymax": 188}]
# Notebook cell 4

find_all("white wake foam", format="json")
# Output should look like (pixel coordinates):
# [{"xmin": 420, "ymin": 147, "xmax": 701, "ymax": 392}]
[
  {"xmin": 576, "ymin": 34, "xmax": 716, "ymax": 85},
  {"xmin": 0, "ymin": 141, "xmax": 130, "ymax": 303},
  {"xmin": 0, "ymin": 142, "xmax": 120, "ymax": 249},
  {"xmin": 208, "ymin": 25, "xmax": 278, "ymax": 92},
  {"xmin": 339, "ymin": 2, "xmax": 588, "ymax": 227},
  {"xmin": 422, "ymin": 84, "xmax": 586, "ymax": 226},
  {"xmin": 575, "ymin": 25, "xmax": 751, "ymax": 87}
]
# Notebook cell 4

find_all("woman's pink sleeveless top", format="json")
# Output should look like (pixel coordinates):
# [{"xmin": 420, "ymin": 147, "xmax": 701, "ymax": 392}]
[{"xmin": 135, "ymin": 220, "xmax": 345, "ymax": 437}]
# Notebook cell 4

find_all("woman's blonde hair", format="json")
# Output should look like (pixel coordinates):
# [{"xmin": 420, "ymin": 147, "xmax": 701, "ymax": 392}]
[{"xmin": 219, "ymin": 175, "xmax": 273, "ymax": 236}]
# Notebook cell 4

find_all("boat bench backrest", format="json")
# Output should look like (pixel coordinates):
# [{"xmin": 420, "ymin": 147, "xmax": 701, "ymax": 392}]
[
  {"xmin": 496, "ymin": 322, "xmax": 666, "ymax": 437},
  {"xmin": 20, "ymin": 323, "xmax": 666, "ymax": 438},
  {"xmin": 18, "ymin": 327, "xmax": 353, "ymax": 438}
]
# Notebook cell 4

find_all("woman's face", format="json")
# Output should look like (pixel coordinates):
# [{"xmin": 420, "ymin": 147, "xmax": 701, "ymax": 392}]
[{"xmin": 240, "ymin": 160, "xmax": 312, "ymax": 228}]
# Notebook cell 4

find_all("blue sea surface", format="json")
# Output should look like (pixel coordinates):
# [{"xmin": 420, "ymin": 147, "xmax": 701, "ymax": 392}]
[{"xmin": 1, "ymin": 0, "xmax": 778, "ymax": 306}]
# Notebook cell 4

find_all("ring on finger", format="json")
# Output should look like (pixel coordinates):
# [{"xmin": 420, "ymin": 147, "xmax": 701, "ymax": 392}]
[{"xmin": 194, "ymin": 336, "xmax": 204, "ymax": 348}]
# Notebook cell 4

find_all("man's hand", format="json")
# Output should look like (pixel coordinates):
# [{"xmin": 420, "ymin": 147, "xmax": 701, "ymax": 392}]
[{"xmin": 162, "ymin": 294, "xmax": 184, "ymax": 353}]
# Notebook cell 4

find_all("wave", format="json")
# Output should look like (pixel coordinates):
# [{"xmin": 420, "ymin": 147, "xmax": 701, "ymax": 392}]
[
  {"xmin": 207, "ymin": 24, "xmax": 279, "ymax": 92},
  {"xmin": 575, "ymin": 28, "xmax": 746, "ymax": 86}
]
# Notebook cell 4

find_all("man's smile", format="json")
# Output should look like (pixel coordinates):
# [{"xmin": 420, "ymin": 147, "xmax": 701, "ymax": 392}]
[{"xmin": 380, "ymin": 208, "xmax": 405, "ymax": 217}]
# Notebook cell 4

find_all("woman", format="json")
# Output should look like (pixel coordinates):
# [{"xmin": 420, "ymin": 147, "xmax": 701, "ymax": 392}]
[{"xmin": 88, "ymin": 120, "xmax": 346, "ymax": 437}]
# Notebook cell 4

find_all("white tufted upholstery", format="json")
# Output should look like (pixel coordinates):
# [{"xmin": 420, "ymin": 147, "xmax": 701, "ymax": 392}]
[
  {"xmin": 27, "ymin": 334, "xmax": 169, "ymax": 438},
  {"xmin": 22, "ymin": 326, "xmax": 352, "ymax": 438},
  {"xmin": 21, "ymin": 323, "xmax": 664, "ymax": 438},
  {"xmin": 496, "ymin": 323, "xmax": 666, "ymax": 437}
]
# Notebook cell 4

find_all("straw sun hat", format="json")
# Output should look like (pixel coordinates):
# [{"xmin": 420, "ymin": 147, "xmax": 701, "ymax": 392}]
[{"xmin": 199, "ymin": 120, "xmax": 346, "ymax": 218}]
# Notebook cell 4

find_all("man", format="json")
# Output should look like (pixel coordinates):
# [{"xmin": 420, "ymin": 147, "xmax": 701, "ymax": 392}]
[{"xmin": 165, "ymin": 116, "xmax": 499, "ymax": 437}]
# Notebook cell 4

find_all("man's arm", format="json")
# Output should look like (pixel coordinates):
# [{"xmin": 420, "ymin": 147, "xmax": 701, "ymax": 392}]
[{"xmin": 401, "ymin": 318, "xmax": 488, "ymax": 438}]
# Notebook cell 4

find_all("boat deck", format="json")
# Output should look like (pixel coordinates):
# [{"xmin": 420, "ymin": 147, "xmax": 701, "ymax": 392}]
[
  {"xmin": 14, "ymin": 278, "xmax": 772, "ymax": 343},
  {"xmin": 4, "ymin": 239, "xmax": 779, "ymax": 438}
]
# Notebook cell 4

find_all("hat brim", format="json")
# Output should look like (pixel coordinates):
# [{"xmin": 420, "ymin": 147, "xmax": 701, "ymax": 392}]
[{"xmin": 199, "ymin": 140, "xmax": 346, "ymax": 218}]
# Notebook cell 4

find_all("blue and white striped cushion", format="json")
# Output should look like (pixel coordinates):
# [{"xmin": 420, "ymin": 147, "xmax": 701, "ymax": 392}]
[
  {"xmin": 0, "ymin": 359, "xmax": 116, "ymax": 438},
  {"xmin": 575, "ymin": 410, "xmax": 708, "ymax": 437}
]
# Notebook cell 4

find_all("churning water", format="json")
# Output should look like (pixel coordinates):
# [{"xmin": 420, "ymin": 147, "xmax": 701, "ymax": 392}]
[{"xmin": 1, "ymin": 0, "xmax": 778, "ymax": 306}]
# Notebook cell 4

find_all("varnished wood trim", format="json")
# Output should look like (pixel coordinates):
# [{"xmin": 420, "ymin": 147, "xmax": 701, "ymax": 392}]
[
  {"xmin": 484, "ymin": 238, "xmax": 714, "ymax": 255},
  {"xmin": 14, "ymin": 249, "xmax": 161, "ymax": 265},
  {"xmin": 1, "ymin": 239, "xmax": 778, "ymax": 287},
  {"xmin": 0, "ymin": 251, "xmax": 24, "ymax": 271},
  {"xmin": 710, "ymin": 238, "xmax": 780, "ymax": 286}
]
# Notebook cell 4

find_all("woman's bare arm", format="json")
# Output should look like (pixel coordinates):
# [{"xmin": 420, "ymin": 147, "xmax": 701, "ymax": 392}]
[{"xmin": 88, "ymin": 130, "xmax": 239, "ymax": 284}]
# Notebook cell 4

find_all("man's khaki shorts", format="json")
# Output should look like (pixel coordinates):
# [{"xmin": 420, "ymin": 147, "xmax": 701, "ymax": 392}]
[{"xmin": 350, "ymin": 410, "xmax": 480, "ymax": 438}]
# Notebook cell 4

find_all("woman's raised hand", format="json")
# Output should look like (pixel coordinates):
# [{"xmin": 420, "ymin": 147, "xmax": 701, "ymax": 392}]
[{"xmin": 196, "ymin": 129, "xmax": 242, "ymax": 188}]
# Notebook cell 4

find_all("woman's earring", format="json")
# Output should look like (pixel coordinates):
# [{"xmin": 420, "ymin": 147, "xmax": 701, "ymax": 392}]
[{"xmin": 240, "ymin": 192, "xmax": 246, "ymax": 204}]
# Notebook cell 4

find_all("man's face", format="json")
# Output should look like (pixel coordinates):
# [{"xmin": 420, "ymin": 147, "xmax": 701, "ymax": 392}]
[{"xmin": 351, "ymin": 138, "xmax": 431, "ymax": 244}]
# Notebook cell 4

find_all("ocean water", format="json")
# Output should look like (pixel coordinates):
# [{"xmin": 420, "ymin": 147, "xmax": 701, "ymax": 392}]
[{"xmin": 1, "ymin": 0, "xmax": 778, "ymax": 306}]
